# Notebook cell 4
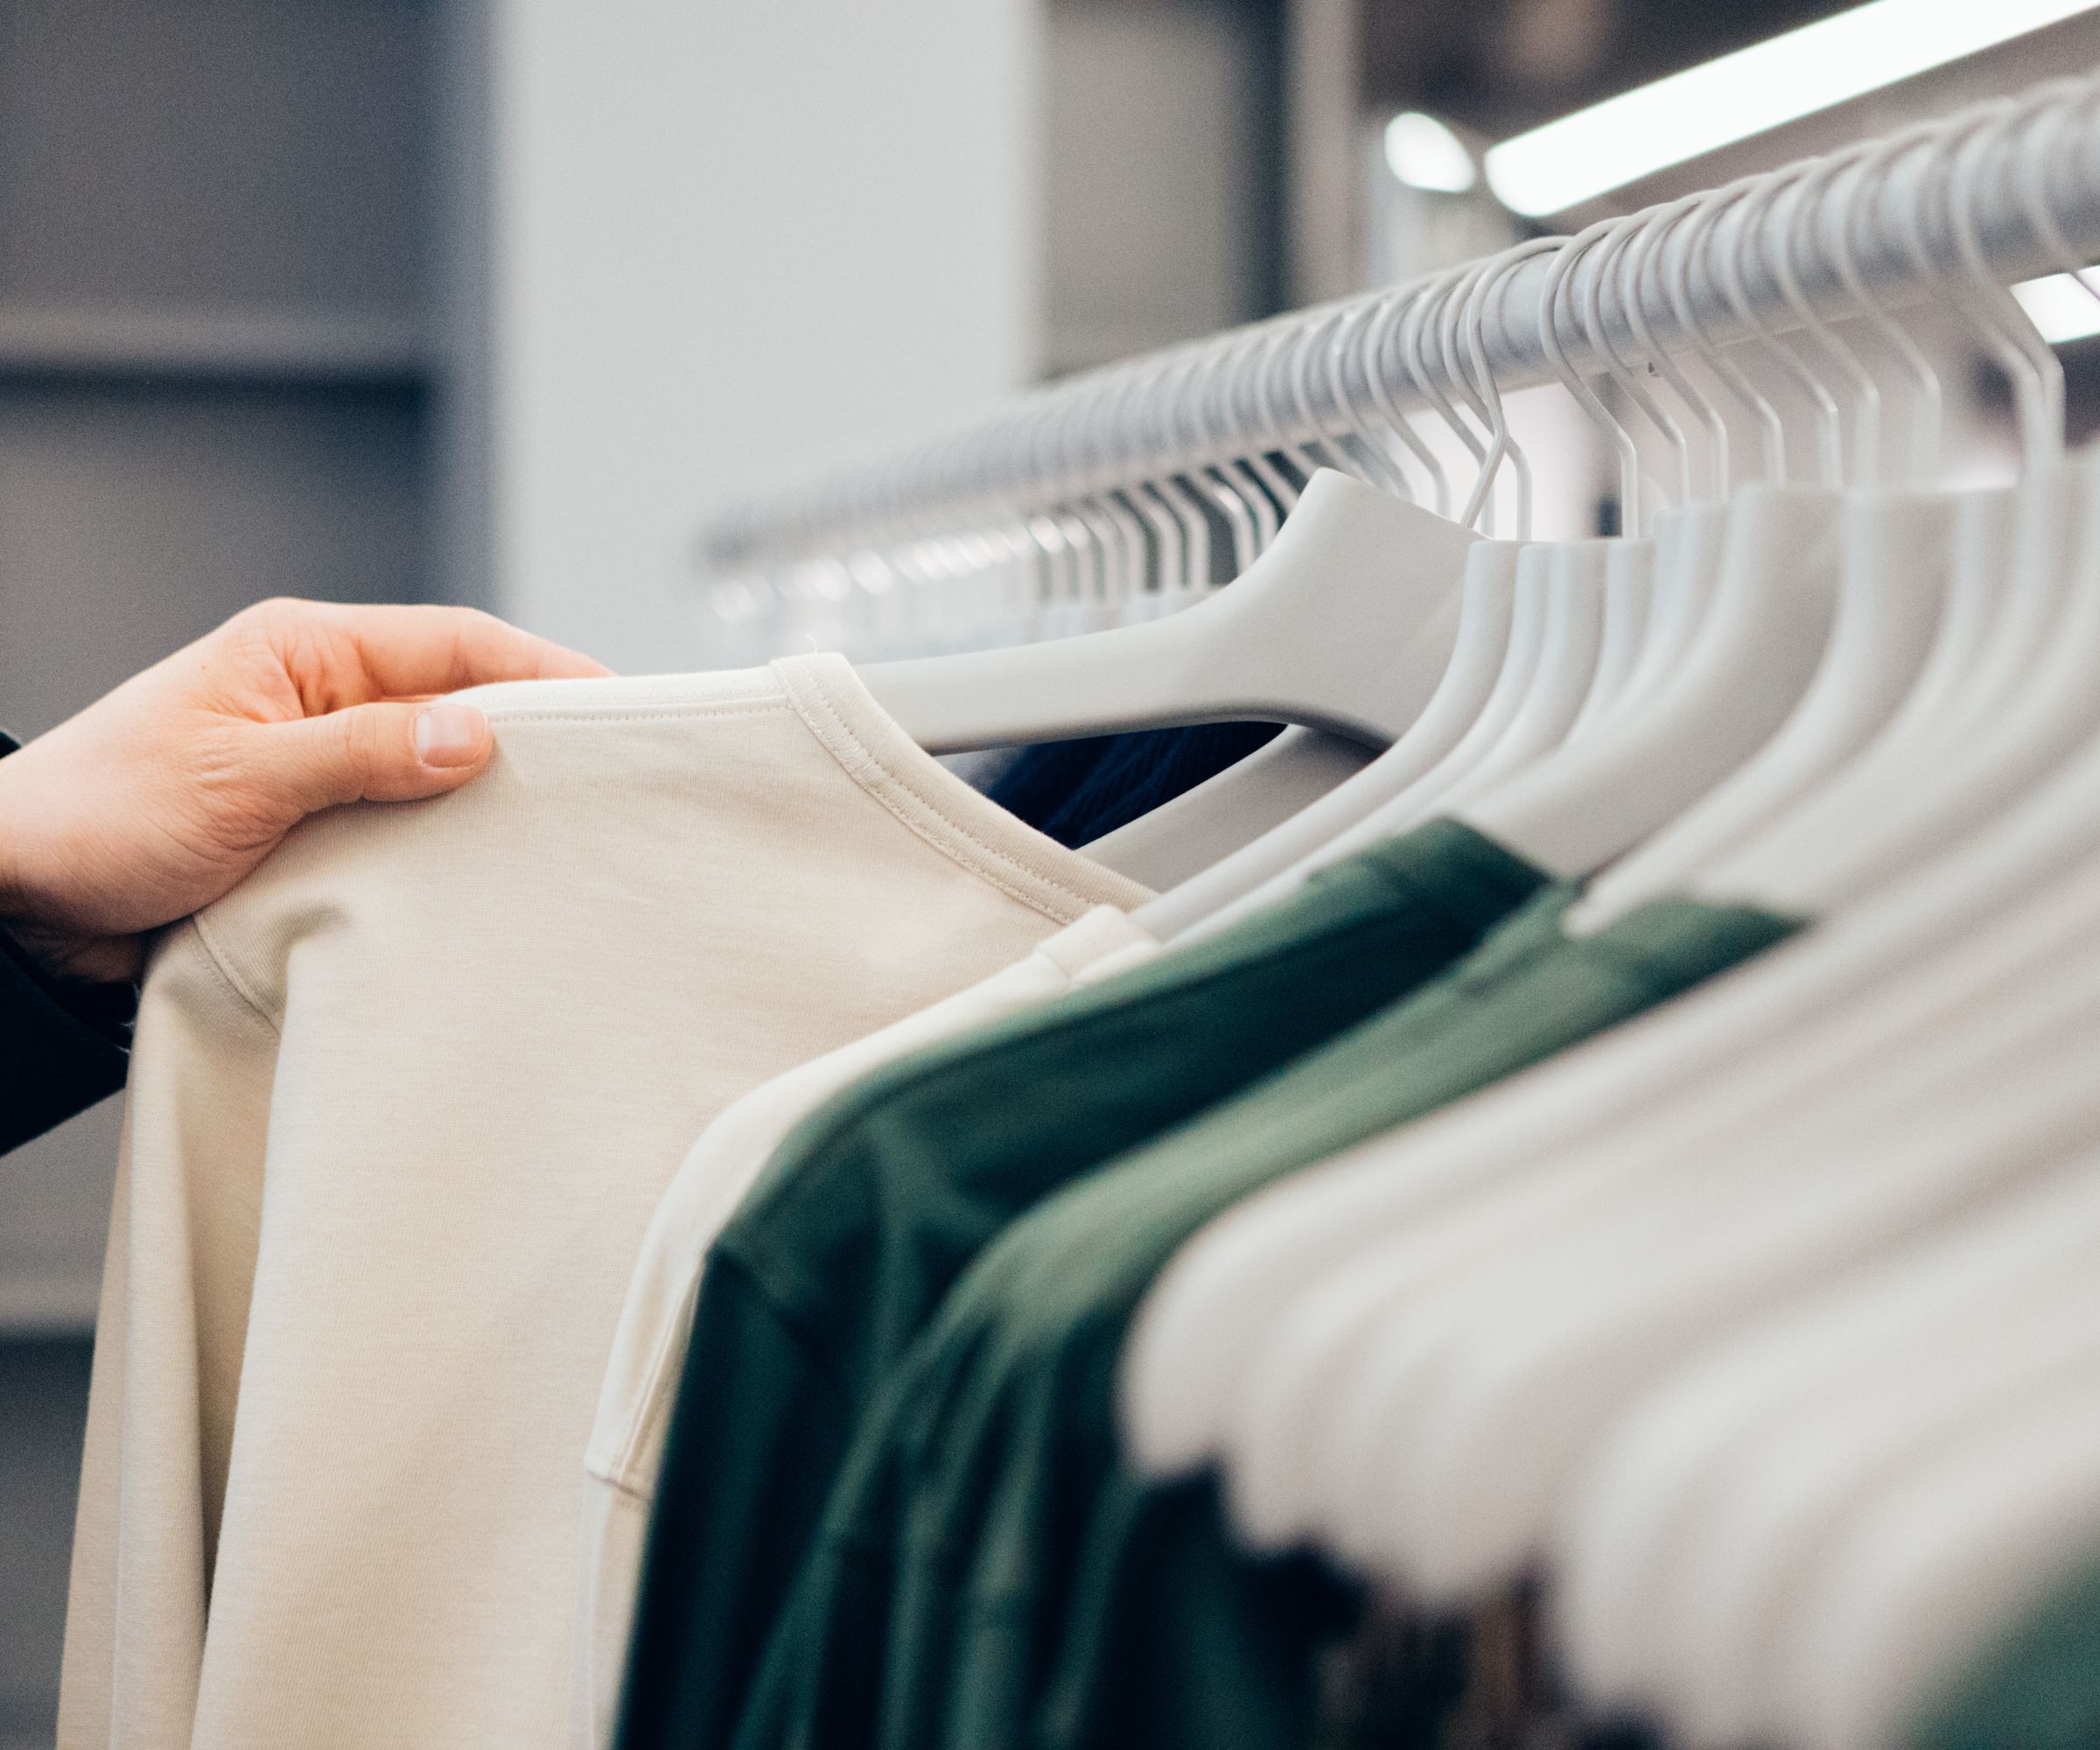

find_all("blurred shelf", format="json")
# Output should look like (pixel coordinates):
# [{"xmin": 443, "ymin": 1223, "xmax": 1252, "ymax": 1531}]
[
  {"xmin": 0, "ymin": 1275, "xmax": 97, "ymax": 1340},
  {"xmin": 0, "ymin": 306, "xmax": 432, "ymax": 388}
]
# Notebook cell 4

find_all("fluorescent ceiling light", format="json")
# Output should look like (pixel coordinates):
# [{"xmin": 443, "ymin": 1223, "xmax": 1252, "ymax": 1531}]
[
  {"xmin": 1484, "ymin": 0, "xmax": 2100, "ymax": 217},
  {"xmin": 2015, "ymin": 272, "xmax": 2100, "ymax": 343},
  {"xmin": 1385, "ymin": 111, "xmax": 1477, "ymax": 194}
]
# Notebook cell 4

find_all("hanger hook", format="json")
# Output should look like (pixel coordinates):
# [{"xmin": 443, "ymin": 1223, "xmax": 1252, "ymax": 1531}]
[
  {"xmin": 1320, "ymin": 298, "xmax": 1414, "ymax": 497},
  {"xmin": 1772, "ymin": 147, "xmax": 1886, "ymax": 487},
  {"xmin": 1279, "ymin": 304, "xmax": 1354, "ymax": 481},
  {"xmin": 1539, "ymin": 221, "xmax": 1645, "ymax": 533},
  {"xmin": 1950, "ymin": 103, "xmax": 2066, "ymax": 465},
  {"xmin": 1671, "ymin": 180, "xmax": 1787, "ymax": 480},
  {"xmin": 1242, "ymin": 319, "xmax": 1310, "ymax": 514},
  {"xmin": 1459, "ymin": 236, "xmax": 1564, "ymax": 536},
  {"xmin": 1362, "ymin": 280, "xmax": 1454, "ymax": 515},
  {"xmin": 1620, "ymin": 196, "xmax": 1731, "ymax": 499},
  {"xmin": 2028, "ymin": 84, "xmax": 2100, "ymax": 318},
  {"xmin": 1714, "ymin": 164, "xmax": 1846, "ymax": 486},
  {"xmin": 1826, "ymin": 128, "xmax": 1944, "ymax": 485},
  {"xmin": 1584, "ymin": 215, "xmax": 1694, "ymax": 510},
  {"xmin": 1440, "ymin": 253, "xmax": 1530, "ymax": 532},
  {"xmin": 1207, "ymin": 326, "xmax": 1282, "ymax": 563},
  {"xmin": 1403, "ymin": 267, "xmax": 1493, "ymax": 500}
]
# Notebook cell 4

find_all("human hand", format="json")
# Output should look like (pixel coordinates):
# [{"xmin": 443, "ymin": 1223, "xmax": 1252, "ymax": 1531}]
[{"xmin": 0, "ymin": 598, "xmax": 610, "ymax": 984}]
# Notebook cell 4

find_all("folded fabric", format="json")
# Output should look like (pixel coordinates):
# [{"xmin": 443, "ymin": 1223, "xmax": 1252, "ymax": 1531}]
[
  {"xmin": 989, "ymin": 722, "xmax": 1285, "ymax": 849},
  {"xmin": 737, "ymin": 889, "xmax": 1796, "ymax": 1750},
  {"xmin": 570, "ymin": 906, "xmax": 1159, "ymax": 1748},
  {"xmin": 617, "ymin": 818, "xmax": 1545, "ymax": 1750},
  {"xmin": 60, "ymin": 654, "xmax": 1146, "ymax": 1750}
]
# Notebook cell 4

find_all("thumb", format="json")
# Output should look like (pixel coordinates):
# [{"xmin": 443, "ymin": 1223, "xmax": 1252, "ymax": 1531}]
[{"xmin": 262, "ymin": 700, "xmax": 496, "ymax": 810}]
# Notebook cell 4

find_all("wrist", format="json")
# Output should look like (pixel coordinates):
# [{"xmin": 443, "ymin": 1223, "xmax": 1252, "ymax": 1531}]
[
  {"xmin": 0, "ymin": 723, "xmax": 38, "ymax": 936},
  {"xmin": 0, "ymin": 728, "xmax": 141, "ymax": 986}
]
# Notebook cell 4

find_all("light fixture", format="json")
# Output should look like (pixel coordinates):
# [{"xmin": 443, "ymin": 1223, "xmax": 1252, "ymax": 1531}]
[
  {"xmin": 2015, "ymin": 273, "xmax": 2100, "ymax": 344},
  {"xmin": 1483, "ymin": 0, "xmax": 2100, "ymax": 218},
  {"xmin": 1385, "ymin": 111, "xmax": 1478, "ymax": 195}
]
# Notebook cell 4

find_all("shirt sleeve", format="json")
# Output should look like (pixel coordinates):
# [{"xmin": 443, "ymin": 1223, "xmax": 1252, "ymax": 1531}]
[
  {"xmin": 57, "ymin": 918, "xmax": 279, "ymax": 1749},
  {"xmin": 0, "ymin": 724, "xmax": 137, "ymax": 1156}
]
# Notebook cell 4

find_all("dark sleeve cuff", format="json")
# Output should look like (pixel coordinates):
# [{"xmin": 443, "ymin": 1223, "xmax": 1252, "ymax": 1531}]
[{"xmin": 0, "ymin": 724, "xmax": 136, "ymax": 1154}]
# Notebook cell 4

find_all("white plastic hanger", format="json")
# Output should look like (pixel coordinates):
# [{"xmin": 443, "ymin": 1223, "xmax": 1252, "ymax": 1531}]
[
  {"xmin": 1561, "ymin": 203, "xmax": 1725, "ymax": 740},
  {"xmin": 1355, "ymin": 916, "xmax": 2100, "ymax": 1600},
  {"xmin": 1120, "ymin": 82, "xmax": 2100, "ymax": 1636},
  {"xmin": 1339, "ymin": 289, "xmax": 2087, "ymax": 1587},
  {"xmin": 1561, "ymin": 541, "xmax": 1643, "ymax": 733},
  {"xmin": 1412, "ymin": 544, "xmax": 1605, "ymax": 816},
  {"xmin": 1457, "ymin": 163, "xmax": 1850, "ymax": 883},
  {"xmin": 1128, "ymin": 553, "xmax": 2100, "ymax": 1525},
  {"xmin": 1778, "ymin": 1371, "xmax": 2100, "ymax": 1750},
  {"xmin": 855, "ymin": 486, "xmax": 1478, "ymax": 754},
  {"xmin": 1569, "ymin": 146, "xmax": 1955, "ymax": 929},
  {"xmin": 1127, "ymin": 254, "xmax": 1554, "ymax": 937},
  {"xmin": 1208, "ymin": 836, "xmax": 2100, "ymax": 1561},
  {"xmin": 1613, "ymin": 134, "xmax": 2007, "ymax": 907},
  {"xmin": 848, "ymin": 300, "xmax": 1472, "ymax": 756},
  {"xmin": 1129, "ymin": 539, "xmax": 1514, "ymax": 934},
  {"xmin": 1290, "ymin": 284, "xmax": 2097, "ymax": 1617},
  {"xmin": 1264, "ymin": 200, "xmax": 1745, "ymax": 905},
  {"xmin": 1557, "ymin": 1143, "xmax": 2100, "ymax": 1728},
  {"xmin": 1570, "ymin": 538, "xmax": 1656, "ymax": 733},
  {"xmin": 1594, "ymin": 188, "xmax": 1771, "ymax": 731},
  {"xmin": 1697, "ymin": 99, "xmax": 2082, "ymax": 915},
  {"xmin": 1662, "ymin": 1197, "xmax": 2100, "ymax": 1749},
  {"xmin": 1083, "ymin": 298, "xmax": 1454, "ymax": 884},
  {"xmin": 1552, "ymin": 842, "xmax": 2100, "ymax": 1715},
  {"xmin": 1156, "ymin": 244, "xmax": 1604, "ymax": 941},
  {"xmin": 1152, "ymin": 760, "xmax": 2100, "ymax": 1555}
]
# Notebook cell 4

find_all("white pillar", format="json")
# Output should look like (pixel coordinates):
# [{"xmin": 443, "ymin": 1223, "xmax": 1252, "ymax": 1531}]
[{"xmin": 486, "ymin": 0, "xmax": 1043, "ymax": 671}]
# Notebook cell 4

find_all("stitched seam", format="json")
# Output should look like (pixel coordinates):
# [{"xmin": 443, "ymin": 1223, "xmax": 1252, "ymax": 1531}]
[
  {"xmin": 732, "ymin": 896, "xmax": 1421, "ymax": 1264},
  {"xmin": 480, "ymin": 702, "xmax": 793, "ymax": 728},
  {"xmin": 593, "ymin": 1467, "xmax": 654, "ymax": 1506},
  {"xmin": 794, "ymin": 675, "xmax": 1097, "ymax": 918},
  {"xmin": 694, "ymin": 1248, "xmax": 855, "ymax": 1402},
  {"xmin": 1572, "ymin": 917, "xmax": 1786, "ymax": 1001},
  {"xmin": 187, "ymin": 914, "xmax": 284, "ymax": 1038},
  {"xmin": 1351, "ymin": 836, "xmax": 1546, "ymax": 940},
  {"xmin": 612, "ymin": 1273, "xmax": 708, "ymax": 1483},
  {"xmin": 785, "ymin": 674, "xmax": 1104, "ymax": 924}
]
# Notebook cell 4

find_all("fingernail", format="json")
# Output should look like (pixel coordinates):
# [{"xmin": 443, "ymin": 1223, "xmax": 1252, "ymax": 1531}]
[{"xmin": 414, "ymin": 704, "xmax": 486, "ymax": 768}]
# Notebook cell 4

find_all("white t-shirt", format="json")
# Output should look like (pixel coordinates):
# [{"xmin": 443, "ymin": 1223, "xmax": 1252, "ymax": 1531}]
[
  {"xmin": 60, "ymin": 654, "xmax": 1149, "ymax": 1750},
  {"xmin": 569, "ymin": 903, "xmax": 1160, "ymax": 1748}
]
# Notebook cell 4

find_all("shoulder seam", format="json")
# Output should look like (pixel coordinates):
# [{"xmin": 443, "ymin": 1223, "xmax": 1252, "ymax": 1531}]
[
  {"xmin": 476, "ymin": 701, "xmax": 793, "ymax": 728},
  {"xmin": 187, "ymin": 914, "xmax": 284, "ymax": 1038},
  {"xmin": 784, "ymin": 673, "xmax": 1101, "ymax": 925}
]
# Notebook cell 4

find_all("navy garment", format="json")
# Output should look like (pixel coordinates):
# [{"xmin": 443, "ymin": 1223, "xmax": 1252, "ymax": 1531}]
[
  {"xmin": 984, "ymin": 738, "xmax": 1114, "ymax": 837},
  {"xmin": 0, "ymin": 725, "xmax": 135, "ymax": 1155},
  {"xmin": 989, "ymin": 723, "xmax": 1284, "ymax": 849}
]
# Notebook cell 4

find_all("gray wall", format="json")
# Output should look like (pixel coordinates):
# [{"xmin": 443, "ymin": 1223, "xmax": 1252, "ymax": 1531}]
[
  {"xmin": 1042, "ymin": 0, "xmax": 1284, "ymax": 375},
  {"xmin": 0, "ymin": 4, "xmax": 439, "ymax": 1740}
]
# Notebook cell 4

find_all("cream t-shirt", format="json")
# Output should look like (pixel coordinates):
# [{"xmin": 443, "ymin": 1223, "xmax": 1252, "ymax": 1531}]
[
  {"xmin": 59, "ymin": 654, "xmax": 1149, "ymax": 1750},
  {"xmin": 569, "ymin": 904, "xmax": 1161, "ymax": 1748}
]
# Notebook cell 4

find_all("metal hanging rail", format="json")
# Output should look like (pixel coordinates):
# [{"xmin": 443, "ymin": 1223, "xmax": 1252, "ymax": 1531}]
[{"xmin": 698, "ymin": 72, "xmax": 2100, "ymax": 579}]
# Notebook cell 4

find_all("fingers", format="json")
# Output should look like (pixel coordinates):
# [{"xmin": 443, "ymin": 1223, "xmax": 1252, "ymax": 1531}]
[
  {"xmin": 259, "ymin": 700, "xmax": 498, "ymax": 811},
  {"xmin": 241, "ymin": 599, "xmax": 610, "ymax": 710}
]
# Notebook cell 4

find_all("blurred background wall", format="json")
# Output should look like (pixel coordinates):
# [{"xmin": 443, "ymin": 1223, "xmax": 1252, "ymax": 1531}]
[
  {"xmin": 484, "ymin": 0, "xmax": 1042, "ymax": 672},
  {"xmin": 4, "ymin": 2, "xmax": 2099, "ymax": 1742}
]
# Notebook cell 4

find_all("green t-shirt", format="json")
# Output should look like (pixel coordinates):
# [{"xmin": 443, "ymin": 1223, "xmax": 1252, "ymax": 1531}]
[
  {"xmin": 618, "ymin": 821, "xmax": 1548, "ymax": 1750},
  {"xmin": 736, "ymin": 887, "xmax": 1800, "ymax": 1750},
  {"xmin": 1910, "ymin": 1561, "xmax": 2100, "ymax": 1750}
]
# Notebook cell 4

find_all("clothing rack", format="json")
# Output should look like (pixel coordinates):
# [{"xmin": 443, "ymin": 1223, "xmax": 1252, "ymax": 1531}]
[{"xmin": 698, "ymin": 73, "xmax": 2100, "ymax": 584}]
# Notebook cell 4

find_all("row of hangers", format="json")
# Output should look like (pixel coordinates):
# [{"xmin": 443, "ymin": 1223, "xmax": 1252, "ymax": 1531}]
[{"xmin": 708, "ymin": 69, "xmax": 2100, "ymax": 1749}]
